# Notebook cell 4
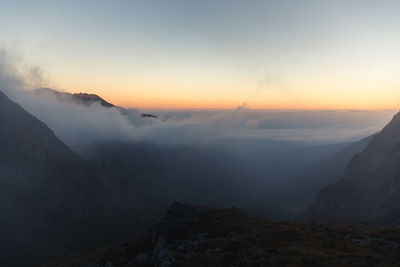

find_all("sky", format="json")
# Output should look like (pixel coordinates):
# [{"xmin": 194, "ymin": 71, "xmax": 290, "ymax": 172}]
[{"xmin": 0, "ymin": 0, "xmax": 400, "ymax": 109}]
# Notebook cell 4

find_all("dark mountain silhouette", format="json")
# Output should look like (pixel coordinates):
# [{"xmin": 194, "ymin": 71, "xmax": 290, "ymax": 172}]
[
  {"xmin": 44, "ymin": 203, "xmax": 400, "ymax": 267},
  {"xmin": 309, "ymin": 112, "xmax": 400, "ymax": 225},
  {"xmin": 34, "ymin": 87, "xmax": 157, "ymax": 119},
  {"xmin": 35, "ymin": 87, "xmax": 115, "ymax": 107},
  {"xmin": 0, "ymin": 90, "xmax": 162, "ymax": 266}
]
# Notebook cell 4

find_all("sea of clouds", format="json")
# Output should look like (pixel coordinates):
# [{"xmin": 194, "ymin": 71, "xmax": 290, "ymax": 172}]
[{"xmin": 0, "ymin": 48, "xmax": 396, "ymax": 152}]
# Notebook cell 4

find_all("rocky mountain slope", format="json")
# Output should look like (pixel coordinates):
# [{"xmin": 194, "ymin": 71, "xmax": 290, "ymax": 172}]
[
  {"xmin": 309, "ymin": 112, "xmax": 400, "ymax": 224},
  {"xmin": 44, "ymin": 202, "xmax": 400, "ymax": 267},
  {"xmin": 0, "ymin": 90, "xmax": 162, "ymax": 266}
]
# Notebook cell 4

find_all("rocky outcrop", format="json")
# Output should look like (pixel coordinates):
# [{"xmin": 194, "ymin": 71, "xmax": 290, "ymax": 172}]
[{"xmin": 44, "ymin": 203, "xmax": 400, "ymax": 266}]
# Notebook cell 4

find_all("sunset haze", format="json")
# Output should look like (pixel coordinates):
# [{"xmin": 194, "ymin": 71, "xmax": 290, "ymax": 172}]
[{"xmin": 1, "ymin": 0, "xmax": 399, "ymax": 109}]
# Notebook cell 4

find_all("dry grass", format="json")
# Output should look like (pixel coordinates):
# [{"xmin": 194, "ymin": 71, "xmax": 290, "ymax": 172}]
[{"xmin": 44, "ymin": 206, "xmax": 400, "ymax": 267}]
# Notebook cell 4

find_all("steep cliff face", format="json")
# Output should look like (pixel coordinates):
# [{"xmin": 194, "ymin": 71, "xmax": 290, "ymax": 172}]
[
  {"xmin": 309, "ymin": 112, "xmax": 400, "ymax": 225},
  {"xmin": 0, "ymin": 90, "xmax": 161, "ymax": 266},
  {"xmin": 347, "ymin": 112, "xmax": 400, "ymax": 180},
  {"xmin": 0, "ymin": 89, "xmax": 83, "ymax": 191}
]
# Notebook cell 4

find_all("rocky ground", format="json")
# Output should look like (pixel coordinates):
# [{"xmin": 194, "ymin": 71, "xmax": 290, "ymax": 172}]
[{"xmin": 44, "ymin": 202, "xmax": 400, "ymax": 267}]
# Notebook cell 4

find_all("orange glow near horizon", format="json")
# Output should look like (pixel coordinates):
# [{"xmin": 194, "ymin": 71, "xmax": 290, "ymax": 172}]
[
  {"xmin": 59, "ymin": 84, "xmax": 400, "ymax": 111},
  {"xmin": 47, "ymin": 50, "xmax": 400, "ymax": 111},
  {"xmin": 47, "ymin": 56, "xmax": 400, "ymax": 111},
  {"xmin": 4, "ymin": 1, "xmax": 400, "ymax": 111}
]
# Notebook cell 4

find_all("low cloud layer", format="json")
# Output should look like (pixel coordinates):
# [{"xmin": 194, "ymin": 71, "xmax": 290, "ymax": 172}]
[{"xmin": 0, "ymin": 49, "xmax": 396, "ymax": 152}]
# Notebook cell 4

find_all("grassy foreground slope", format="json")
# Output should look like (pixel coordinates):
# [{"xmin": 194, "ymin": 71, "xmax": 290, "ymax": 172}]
[{"xmin": 44, "ymin": 203, "xmax": 400, "ymax": 267}]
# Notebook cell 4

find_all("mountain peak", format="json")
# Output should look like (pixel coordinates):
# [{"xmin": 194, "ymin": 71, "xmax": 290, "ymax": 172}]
[
  {"xmin": 72, "ymin": 92, "xmax": 115, "ymax": 107},
  {"xmin": 34, "ymin": 87, "xmax": 115, "ymax": 108}
]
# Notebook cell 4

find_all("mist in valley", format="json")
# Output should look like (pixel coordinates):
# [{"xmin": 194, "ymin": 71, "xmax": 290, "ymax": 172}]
[
  {"xmin": 2, "ymin": 0, "xmax": 400, "ymax": 265},
  {"xmin": 1, "ymin": 50, "xmax": 396, "ymax": 220}
]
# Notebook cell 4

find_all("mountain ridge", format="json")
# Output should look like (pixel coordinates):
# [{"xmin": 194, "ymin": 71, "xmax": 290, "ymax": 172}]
[
  {"xmin": 309, "ymin": 111, "xmax": 400, "ymax": 225},
  {"xmin": 33, "ymin": 87, "xmax": 158, "ymax": 120},
  {"xmin": 35, "ymin": 87, "xmax": 115, "ymax": 108}
]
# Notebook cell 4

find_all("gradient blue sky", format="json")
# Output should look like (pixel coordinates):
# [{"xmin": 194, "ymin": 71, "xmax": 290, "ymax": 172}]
[{"xmin": 1, "ymin": 0, "xmax": 400, "ymax": 108}]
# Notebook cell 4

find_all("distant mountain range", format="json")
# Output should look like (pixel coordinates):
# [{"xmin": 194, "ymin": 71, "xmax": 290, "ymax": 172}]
[
  {"xmin": 0, "ymin": 90, "xmax": 163, "ymax": 266},
  {"xmin": 309, "ymin": 112, "xmax": 400, "ymax": 225}
]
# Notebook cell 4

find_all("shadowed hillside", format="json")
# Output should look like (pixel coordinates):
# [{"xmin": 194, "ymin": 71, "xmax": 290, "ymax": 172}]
[
  {"xmin": 309, "ymin": 112, "xmax": 400, "ymax": 225},
  {"xmin": 0, "ymin": 90, "xmax": 163, "ymax": 266}
]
